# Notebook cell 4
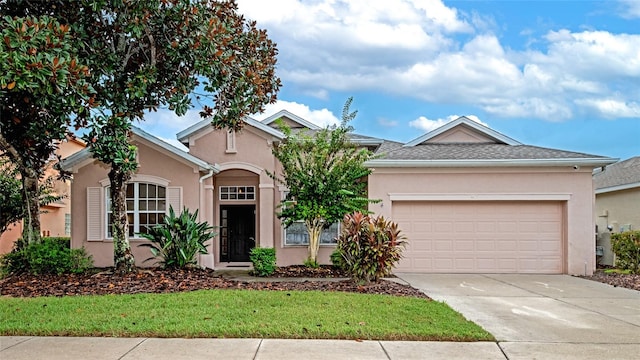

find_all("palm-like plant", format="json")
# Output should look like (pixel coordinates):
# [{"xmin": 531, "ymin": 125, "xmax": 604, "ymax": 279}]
[{"xmin": 138, "ymin": 206, "xmax": 216, "ymax": 269}]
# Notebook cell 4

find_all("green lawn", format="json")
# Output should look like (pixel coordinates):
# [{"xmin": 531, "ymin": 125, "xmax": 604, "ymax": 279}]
[{"xmin": 0, "ymin": 289, "xmax": 493, "ymax": 341}]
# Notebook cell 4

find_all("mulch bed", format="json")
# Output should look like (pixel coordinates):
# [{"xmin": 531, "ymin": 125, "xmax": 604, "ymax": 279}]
[
  {"xmin": 0, "ymin": 266, "xmax": 429, "ymax": 299},
  {"xmin": 3, "ymin": 266, "xmax": 637, "ymax": 299},
  {"xmin": 581, "ymin": 270, "xmax": 640, "ymax": 292}
]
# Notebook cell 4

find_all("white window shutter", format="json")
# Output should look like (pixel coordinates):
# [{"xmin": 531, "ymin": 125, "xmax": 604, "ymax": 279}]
[
  {"xmin": 167, "ymin": 187, "xmax": 182, "ymax": 213},
  {"xmin": 86, "ymin": 187, "xmax": 102, "ymax": 241}
]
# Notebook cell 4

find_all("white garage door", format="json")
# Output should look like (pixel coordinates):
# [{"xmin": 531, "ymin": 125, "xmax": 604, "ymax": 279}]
[{"xmin": 393, "ymin": 201, "xmax": 564, "ymax": 273}]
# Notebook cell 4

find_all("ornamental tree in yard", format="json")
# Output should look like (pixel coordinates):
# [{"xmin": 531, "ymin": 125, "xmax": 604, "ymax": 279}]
[
  {"xmin": 0, "ymin": 14, "xmax": 94, "ymax": 245},
  {"xmin": 269, "ymin": 98, "xmax": 377, "ymax": 266},
  {"xmin": 6, "ymin": 0, "xmax": 280, "ymax": 273}
]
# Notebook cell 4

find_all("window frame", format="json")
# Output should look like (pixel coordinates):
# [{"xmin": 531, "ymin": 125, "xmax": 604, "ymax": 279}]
[
  {"xmin": 283, "ymin": 221, "xmax": 340, "ymax": 246},
  {"xmin": 219, "ymin": 185, "xmax": 255, "ymax": 201},
  {"xmin": 105, "ymin": 182, "xmax": 167, "ymax": 239}
]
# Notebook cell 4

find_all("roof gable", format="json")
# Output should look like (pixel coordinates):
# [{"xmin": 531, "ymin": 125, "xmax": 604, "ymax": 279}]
[
  {"xmin": 261, "ymin": 110, "xmax": 321, "ymax": 130},
  {"xmin": 177, "ymin": 116, "xmax": 283, "ymax": 146},
  {"xmin": 60, "ymin": 127, "xmax": 218, "ymax": 173},
  {"xmin": 404, "ymin": 116, "xmax": 521, "ymax": 147}
]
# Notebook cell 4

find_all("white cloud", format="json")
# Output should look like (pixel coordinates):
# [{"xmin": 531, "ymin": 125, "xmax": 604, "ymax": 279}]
[
  {"xmin": 618, "ymin": 0, "xmax": 640, "ymax": 19},
  {"xmin": 409, "ymin": 114, "xmax": 486, "ymax": 132},
  {"xmin": 253, "ymin": 100, "xmax": 340, "ymax": 127},
  {"xmin": 236, "ymin": 0, "xmax": 640, "ymax": 123},
  {"xmin": 575, "ymin": 98, "xmax": 640, "ymax": 118}
]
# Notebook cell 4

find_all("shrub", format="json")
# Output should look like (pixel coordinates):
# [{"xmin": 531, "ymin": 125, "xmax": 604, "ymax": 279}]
[
  {"xmin": 0, "ymin": 237, "xmax": 93, "ymax": 275},
  {"xmin": 249, "ymin": 248, "xmax": 277, "ymax": 277},
  {"xmin": 330, "ymin": 248, "xmax": 346, "ymax": 270},
  {"xmin": 303, "ymin": 257, "xmax": 319, "ymax": 268},
  {"xmin": 138, "ymin": 206, "xmax": 216, "ymax": 268},
  {"xmin": 611, "ymin": 230, "xmax": 640, "ymax": 274},
  {"xmin": 337, "ymin": 212, "xmax": 407, "ymax": 284}
]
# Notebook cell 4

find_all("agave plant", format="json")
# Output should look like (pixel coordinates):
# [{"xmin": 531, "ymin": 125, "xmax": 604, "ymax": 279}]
[
  {"xmin": 336, "ymin": 211, "xmax": 407, "ymax": 284},
  {"xmin": 138, "ymin": 206, "xmax": 216, "ymax": 268}
]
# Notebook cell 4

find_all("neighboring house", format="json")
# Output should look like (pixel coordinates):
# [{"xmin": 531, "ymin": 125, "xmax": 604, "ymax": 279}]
[
  {"xmin": 0, "ymin": 138, "xmax": 86, "ymax": 254},
  {"xmin": 61, "ymin": 113, "xmax": 616, "ymax": 275},
  {"xmin": 593, "ymin": 156, "xmax": 640, "ymax": 266}
]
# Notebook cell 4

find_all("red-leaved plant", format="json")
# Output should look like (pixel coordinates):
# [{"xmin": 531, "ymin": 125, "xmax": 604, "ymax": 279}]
[{"xmin": 336, "ymin": 212, "xmax": 407, "ymax": 284}]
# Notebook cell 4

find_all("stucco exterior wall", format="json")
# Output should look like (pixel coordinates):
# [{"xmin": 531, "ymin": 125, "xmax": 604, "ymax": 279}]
[
  {"xmin": 368, "ymin": 166, "xmax": 596, "ymax": 275},
  {"xmin": 0, "ymin": 139, "xmax": 84, "ymax": 254},
  {"xmin": 595, "ymin": 188, "xmax": 640, "ymax": 233},
  {"xmin": 187, "ymin": 127, "xmax": 334, "ymax": 266},
  {"xmin": 70, "ymin": 140, "xmax": 204, "ymax": 268}
]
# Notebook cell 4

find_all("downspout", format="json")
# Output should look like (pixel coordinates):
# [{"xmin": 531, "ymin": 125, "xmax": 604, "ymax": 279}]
[
  {"xmin": 198, "ymin": 167, "xmax": 215, "ymax": 221},
  {"xmin": 198, "ymin": 166, "xmax": 216, "ymax": 269}
]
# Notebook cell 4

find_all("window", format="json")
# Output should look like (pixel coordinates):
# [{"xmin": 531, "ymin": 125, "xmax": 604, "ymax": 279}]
[
  {"xmin": 219, "ymin": 186, "xmax": 255, "ymax": 200},
  {"xmin": 106, "ymin": 183, "xmax": 166, "ymax": 238},
  {"xmin": 284, "ymin": 221, "xmax": 339, "ymax": 246},
  {"xmin": 64, "ymin": 213, "xmax": 71, "ymax": 236}
]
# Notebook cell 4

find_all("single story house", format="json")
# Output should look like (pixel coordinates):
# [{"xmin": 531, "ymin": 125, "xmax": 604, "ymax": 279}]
[
  {"xmin": 61, "ymin": 113, "xmax": 616, "ymax": 275},
  {"xmin": 593, "ymin": 156, "xmax": 640, "ymax": 265}
]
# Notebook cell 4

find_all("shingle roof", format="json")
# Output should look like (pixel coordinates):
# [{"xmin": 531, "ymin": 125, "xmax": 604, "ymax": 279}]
[
  {"xmin": 374, "ymin": 142, "xmax": 608, "ymax": 161},
  {"xmin": 593, "ymin": 156, "xmax": 640, "ymax": 191}
]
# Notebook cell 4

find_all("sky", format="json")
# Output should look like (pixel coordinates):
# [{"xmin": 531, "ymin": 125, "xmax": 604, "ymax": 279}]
[{"xmin": 141, "ymin": 0, "xmax": 640, "ymax": 161}]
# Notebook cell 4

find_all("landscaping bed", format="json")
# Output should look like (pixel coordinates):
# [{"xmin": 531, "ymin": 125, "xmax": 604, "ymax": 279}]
[
  {"xmin": 581, "ymin": 270, "xmax": 640, "ymax": 291},
  {"xmin": 0, "ymin": 266, "xmax": 427, "ymax": 299}
]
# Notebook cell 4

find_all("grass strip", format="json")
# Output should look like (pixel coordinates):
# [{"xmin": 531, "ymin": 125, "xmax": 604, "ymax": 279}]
[{"xmin": 1, "ymin": 289, "xmax": 493, "ymax": 341}]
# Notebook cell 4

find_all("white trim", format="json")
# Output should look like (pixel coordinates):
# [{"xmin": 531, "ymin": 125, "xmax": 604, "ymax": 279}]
[
  {"xmin": 261, "ymin": 110, "xmax": 321, "ymax": 130},
  {"xmin": 259, "ymin": 183, "xmax": 275, "ymax": 189},
  {"xmin": 218, "ymin": 161, "xmax": 263, "ymax": 175},
  {"xmin": 596, "ymin": 182, "xmax": 640, "ymax": 194},
  {"xmin": 389, "ymin": 193, "xmax": 572, "ymax": 201},
  {"xmin": 365, "ymin": 158, "xmax": 618, "ymax": 168},
  {"xmin": 225, "ymin": 130, "xmax": 237, "ymax": 153},
  {"xmin": 99, "ymin": 174, "xmax": 171, "ymax": 187},
  {"xmin": 177, "ymin": 115, "xmax": 284, "ymax": 144},
  {"xmin": 132, "ymin": 126, "xmax": 217, "ymax": 172},
  {"xmin": 60, "ymin": 127, "xmax": 218, "ymax": 173},
  {"xmin": 404, "ymin": 117, "xmax": 522, "ymax": 147}
]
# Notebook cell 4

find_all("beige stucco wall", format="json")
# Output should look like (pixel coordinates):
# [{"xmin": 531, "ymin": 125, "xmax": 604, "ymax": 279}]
[
  {"xmin": 595, "ymin": 187, "xmax": 640, "ymax": 266},
  {"xmin": 70, "ymin": 140, "xmax": 205, "ymax": 268},
  {"xmin": 368, "ymin": 166, "xmax": 596, "ymax": 275},
  {"xmin": 188, "ymin": 127, "xmax": 334, "ymax": 266},
  {"xmin": 0, "ymin": 139, "xmax": 84, "ymax": 254},
  {"xmin": 595, "ymin": 188, "xmax": 640, "ymax": 233}
]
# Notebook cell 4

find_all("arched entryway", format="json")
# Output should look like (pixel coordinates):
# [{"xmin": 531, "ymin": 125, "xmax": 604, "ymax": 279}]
[{"xmin": 215, "ymin": 168, "xmax": 259, "ymax": 264}]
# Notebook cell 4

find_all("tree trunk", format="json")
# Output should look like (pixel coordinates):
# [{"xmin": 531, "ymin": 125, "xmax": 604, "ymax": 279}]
[
  {"xmin": 305, "ymin": 218, "xmax": 324, "ymax": 265},
  {"xmin": 109, "ymin": 167, "xmax": 135, "ymax": 274},
  {"xmin": 20, "ymin": 170, "xmax": 41, "ymax": 246}
]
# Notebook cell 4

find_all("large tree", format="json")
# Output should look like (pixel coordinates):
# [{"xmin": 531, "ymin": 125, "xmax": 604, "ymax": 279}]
[
  {"xmin": 0, "ymin": 14, "xmax": 94, "ymax": 244},
  {"xmin": 39, "ymin": 0, "xmax": 277, "ymax": 273},
  {"xmin": 269, "ymin": 99, "xmax": 377, "ymax": 265}
]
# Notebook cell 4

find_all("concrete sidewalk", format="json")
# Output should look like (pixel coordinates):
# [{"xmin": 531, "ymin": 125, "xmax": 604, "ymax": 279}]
[{"xmin": 1, "ymin": 337, "xmax": 506, "ymax": 360}]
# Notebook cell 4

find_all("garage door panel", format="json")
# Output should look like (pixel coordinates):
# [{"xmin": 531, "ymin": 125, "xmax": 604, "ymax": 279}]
[{"xmin": 393, "ymin": 201, "xmax": 563, "ymax": 274}]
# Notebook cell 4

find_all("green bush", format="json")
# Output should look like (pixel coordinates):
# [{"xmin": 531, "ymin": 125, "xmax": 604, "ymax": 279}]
[
  {"xmin": 303, "ymin": 257, "xmax": 319, "ymax": 268},
  {"xmin": 611, "ymin": 230, "xmax": 640, "ymax": 274},
  {"xmin": 337, "ymin": 212, "xmax": 407, "ymax": 284},
  {"xmin": 0, "ymin": 237, "xmax": 93, "ymax": 275},
  {"xmin": 249, "ymin": 247, "xmax": 277, "ymax": 277},
  {"xmin": 330, "ymin": 248, "xmax": 346, "ymax": 270},
  {"xmin": 138, "ymin": 206, "xmax": 216, "ymax": 268}
]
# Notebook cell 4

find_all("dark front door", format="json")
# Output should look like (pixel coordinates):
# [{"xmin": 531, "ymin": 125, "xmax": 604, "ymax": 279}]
[{"xmin": 220, "ymin": 205, "xmax": 255, "ymax": 262}]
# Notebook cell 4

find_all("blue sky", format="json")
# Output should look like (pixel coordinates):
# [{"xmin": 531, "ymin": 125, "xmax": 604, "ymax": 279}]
[{"xmin": 142, "ymin": 0, "xmax": 640, "ymax": 161}]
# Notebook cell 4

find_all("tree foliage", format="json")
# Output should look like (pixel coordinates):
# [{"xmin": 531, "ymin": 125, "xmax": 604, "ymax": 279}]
[
  {"xmin": 0, "ymin": 13, "xmax": 94, "ymax": 244},
  {"xmin": 3, "ymin": 0, "xmax": 281, "ymax": 273},
  {"xmin": 0, "ymin": 156, "xmax": 66, "ymax": 240},
  {"xmin": 269, "ymin": 98, "xmax": 377, "ymax": 265}
]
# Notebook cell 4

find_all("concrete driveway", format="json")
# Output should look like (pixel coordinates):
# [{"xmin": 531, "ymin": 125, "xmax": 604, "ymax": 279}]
[{"xmin": 396, "ymin": 273, "xmax": 640, "ymax": 359}]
